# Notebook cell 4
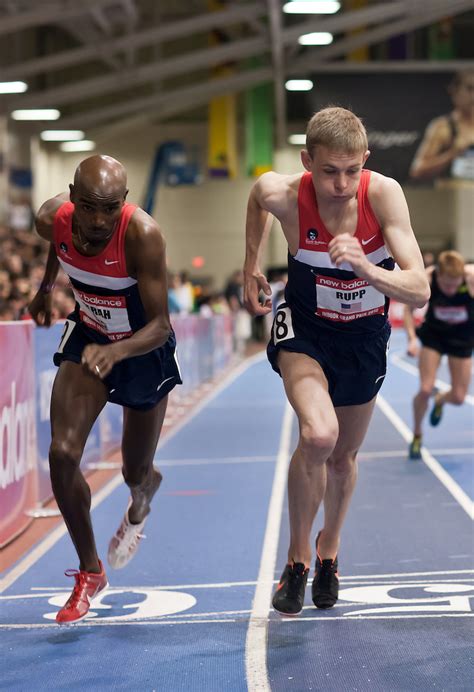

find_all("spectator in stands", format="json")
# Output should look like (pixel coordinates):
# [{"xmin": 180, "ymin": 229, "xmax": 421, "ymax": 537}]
[
  {"xmin": 410, "ymin": 69, "xmax": 474, "ymax": 182},
  {"xmin": 225, "ymin": 269, "xmax": 251, "ymax": 355}
]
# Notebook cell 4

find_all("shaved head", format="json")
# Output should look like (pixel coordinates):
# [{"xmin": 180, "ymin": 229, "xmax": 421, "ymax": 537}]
[
  {"xmin": 73, "ymin": 155, "xmax": 127, "ymax": 197},
  {"xmin": 70, "ymin": 154, "xmax": 129, "ymax": 247}
]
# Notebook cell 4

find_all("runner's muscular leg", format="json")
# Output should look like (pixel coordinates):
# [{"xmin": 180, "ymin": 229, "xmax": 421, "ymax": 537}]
[
  {"xmin": 278, "ymin": 350, "xmax": 339, "ymax": 567},
  {"xmin": 121, "ymin": 396, "xmax": 168, "ymax": 524},
  {"xmin": 439, "ymin": 354, "xmax": 473, "ymax": 406},
  {"xmin": 49, "ymin": 361, "xmax": 108, "ymax": 573},
  {"xmin": 320, "ymin": 397, "xmax": 377, "ymax": 560},
  {"xmin": 413, "ymin": 346, "xmax": 441, "ymax": 435}
]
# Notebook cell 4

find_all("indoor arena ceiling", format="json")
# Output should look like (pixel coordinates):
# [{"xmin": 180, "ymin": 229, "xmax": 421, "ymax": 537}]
[{"xmin": 1, "ymin": 0, "xmax": 473, "ymax": 139}]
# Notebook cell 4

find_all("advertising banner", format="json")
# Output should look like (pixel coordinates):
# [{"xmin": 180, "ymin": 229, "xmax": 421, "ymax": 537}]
[
  {"xmin": 34, "ymin": 322, "xmax": 110, "ymax": 481},
  {"xmin": 0, "ymin": 323, "xmax": 37, "ymax": 547},
  {"xmin": 287, "ymin": 70, "xmax": 474, "ymax": 185}
]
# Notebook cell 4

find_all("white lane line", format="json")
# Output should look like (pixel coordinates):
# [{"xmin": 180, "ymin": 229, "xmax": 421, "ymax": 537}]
[
  {"xmin": 87, "ymin": 455, "xmax": 277, "ymax": 471},
  {"xmin": 358, "ymin": 450, "xmax": 407, "ymax": 459},
  {"xmin": 159, "ymin": 455, "xmax": 275, "ymax": 467},
  {"xmin": 282, "ymin": 613, "xmax": 474, "ymax": 622},
  {"xmin": 390, "ymin": 352, "xmax": 474, "ymax": 406},
  {"xmin": 428, "ymin": 448, "xmax": 474, "ymax": 456},
  {"xmin": 0, "ymin": 473, "xmax": 122, "ymax": 595},
  {"xmin": 88, "ymin": 448, "xmax": 473, "ymax": 472},
  {"xmin": 359, "ymin": 448, "xmax": 473, "ymax": 459},
  {"xmin": 14, "ymin": 569, "xmax": 474, "ymax": 597},
  {"xmin": 245, "ymin": 401, "xmax": 293, "ymax": 692},
  {"xmin": 1, "ymin": 613, "xmax": 473, "ymax": 630},
  {"xmin": 0, "ymin": 352, "xmax": 267, "ymax": 595},
  {"xmin": 376, "ymin": 394, "xmax": 474, "ymax": 520}
]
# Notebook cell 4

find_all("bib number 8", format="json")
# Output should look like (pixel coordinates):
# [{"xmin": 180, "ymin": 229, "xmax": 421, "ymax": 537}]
[{"xmin": 273, "ymin": 306, "xmax": 295, "ymax": 344}]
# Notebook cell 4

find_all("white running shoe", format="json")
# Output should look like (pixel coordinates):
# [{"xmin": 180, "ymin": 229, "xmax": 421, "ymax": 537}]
[{"xmin": 107, "ymin": 503, "xmax": 147, "ymax": 570}]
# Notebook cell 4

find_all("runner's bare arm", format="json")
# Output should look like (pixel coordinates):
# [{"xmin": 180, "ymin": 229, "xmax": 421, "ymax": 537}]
[
  {"xmin": 410, "ymin": 117, "xmax": 472, "ymax": 180},
  {"xmin": 464, "ymin": 264, "xmax": 474, "ymax": 298},
  {"xmin": 403, "ymin": 269, "xmax": 434, "ymax": 356},
  {"xmin": 329, "ymin": 176, "xmax": 430, "ymax": 307},
  {"xmin": 29, "ymin": 194, "xmax": 69, "ymax": 326},
  {"xmin": 243, "ymin": 173, "xmax": 288, "ymax": 316}
]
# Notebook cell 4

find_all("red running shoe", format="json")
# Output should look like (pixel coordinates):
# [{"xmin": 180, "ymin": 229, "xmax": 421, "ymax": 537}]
[{"xmin": 56, "ymin": 560, "xmax": 108, "ymax": 624}]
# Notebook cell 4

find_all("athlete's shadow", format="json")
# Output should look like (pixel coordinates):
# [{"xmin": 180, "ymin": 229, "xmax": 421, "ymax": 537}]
[{"xmin": 47, "ymin": 629, "xmax": 84, "ymax": 644}]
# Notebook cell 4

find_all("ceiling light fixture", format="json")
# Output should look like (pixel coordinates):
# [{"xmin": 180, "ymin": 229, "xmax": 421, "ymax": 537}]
[
  {"xmin": 298, "ymin": 32, "xmax": 333, "ymax": 45},
  {"xmin": 288, "ymin": 134, "xmax": 307, "ymax": 145},
  {"xmin": 285, "ymin": 79, "xmax": 314, "ymax": 91},
  {"xmin": 11, "ymin": 109, "xmax": 61, "ymax": 121},
  {"xmin": 0, "ymin": 81, "xmax": 28, "ymax": 94},
  {"xmin": 40, "ymin": 130, "xmax": 85, "ymax": 141},
  {"xmin": 283, "ymin": 1, "xmax": 340, "ymax": 14},
  {"xmin": 60, "ymin": 140, "xmax": 96, "ymax": 152}
]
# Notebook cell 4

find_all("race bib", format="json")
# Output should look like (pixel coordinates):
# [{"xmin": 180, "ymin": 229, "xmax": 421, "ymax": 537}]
[
  {"xmin": 272, "ymin": 305, "xmax": 295, "ymax": 344},
  {"xmin": 315, "ymin": 276, "xmax": 385, "ymax": 323},
  {"xmin": 433, "ymin": 305, "xmax": 469, "ymax": 324},
  {"xmin": 74, "ymin": 288, "xmax": 132, "ymax": 340}
]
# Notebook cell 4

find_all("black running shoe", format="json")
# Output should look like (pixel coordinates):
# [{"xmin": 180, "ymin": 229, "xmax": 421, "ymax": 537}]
[
  {"xmin": 272, "ymin": 562, "xmax": 309, "ymax": 616},
  {"xmin": 312, "ymin": 532, "xmax": 339, "ymax": 609},
  {"xmin": 429, "ymin": 398, "xmax": 444, "ymax": 427},
  {"xmin": 408, "ymin": 435, "xmax": 422, "ymax": 460}
]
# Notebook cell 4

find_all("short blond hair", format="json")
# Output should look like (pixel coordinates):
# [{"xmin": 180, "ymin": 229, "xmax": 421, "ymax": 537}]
[
  {"xmin": 306, "ymin": 106, "xmax": 368, "ymax": 157},
  {"xmin": 437, "ymin": 250, "xmax": 465, "ymax": 278}
]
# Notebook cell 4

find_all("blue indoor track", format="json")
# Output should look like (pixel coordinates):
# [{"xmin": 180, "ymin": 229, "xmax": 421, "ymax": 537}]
[{"xmin": 1, "ymin": 332, "xmax": 473, "ymax": 691}]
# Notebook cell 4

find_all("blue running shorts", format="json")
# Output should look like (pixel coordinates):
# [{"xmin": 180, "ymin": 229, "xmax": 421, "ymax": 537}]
[
  {"xmin": 267, "ymin": 302, "xmax": 391, "ymax": 407},
  {"xmin": 54, "ymin": 313, "xmax": 182, "ymax": 410}
]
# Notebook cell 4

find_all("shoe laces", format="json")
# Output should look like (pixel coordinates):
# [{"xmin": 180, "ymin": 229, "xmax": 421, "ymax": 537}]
[
  {"xmin": 317, "ymin": 558, "xmax": 337, "ymax": 589},
  {"xmin": 63, "ymin": 569, "xmax": 88, "ymax": 607},
  {"xmin": 116, "ymin": 522, "xmax": 146, "ymax": 552},
  {"xmin": 286, "ymin": 563, "xmax": 307, "ymax": 600}
]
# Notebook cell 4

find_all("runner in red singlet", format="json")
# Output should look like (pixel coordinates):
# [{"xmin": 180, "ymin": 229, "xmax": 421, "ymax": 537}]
[
  {"xmin": 243, "ymin": 107, "xmax": 430, "ymax": 616},
  {"xmin": 29, "ymin": 155, "xmax": 182, "ymax": 624}
]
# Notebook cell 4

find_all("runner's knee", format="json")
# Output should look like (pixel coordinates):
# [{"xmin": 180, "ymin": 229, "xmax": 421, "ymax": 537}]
[
  {"xmin": 327, "ymin": 450, "xmax": 357, "ymax": 476},
  {"xmin": 299, "ymin": 421, "xmax": 338, "ymax": 459},
  {"xmin": 49, "ymin": 438, "xmax": 82, "ymax": 480},
  {"xmin": 417, "ymin": 388, "xmax": 432, "ymax": 401},
  {"xmin": 450, "ymin": 389, "xmax": 466, "ymax": 405}
]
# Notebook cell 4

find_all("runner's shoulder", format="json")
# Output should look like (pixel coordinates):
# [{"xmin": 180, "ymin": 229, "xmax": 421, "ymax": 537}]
[
  {"xmin": 254, "ymin": 171, "xmax": 302, "ymax": 214},
  {"xmin": 35, "ymin": 193, "xmax": 70, "ymax": 240}
]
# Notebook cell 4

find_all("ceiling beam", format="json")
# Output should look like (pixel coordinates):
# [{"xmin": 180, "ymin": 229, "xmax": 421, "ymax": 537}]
[
  {"xmin": 8, "ymin": 0, "xmax": 426, "ymax": 109},
  {"xmin": 34, "ymin": 57, "xmax": 471, "ymax": 136},
  {"xmin": 53, "ymin": 66, "xmax": 274, "ymax": 130},
  {"xmin": 267, "ymin": 0, "xmax": 286, "ymax": 149},
  {"xmin": 288, "ymin": 0, "xmax": 474, "ymax": 73},
  {"xmin": 9, "ymin": 35, "xmax": 269, "ymax": 109},
  {"xmin": 1, "ymin": 2, "xmax": 265, "ymax": 81},
  {"xmin": 281, "ymin": 0, "xmax": 409, "ymax": 45},
  {"xmin": 288, "ymin": 60, "xmax": 474, "ymax": 73},
  {"xmin": 58, "ymin": 18, "xmax": 122, "ymax": 71},
  {"xmin": 0, "ymin": 0, "xmax": 120, "ymax": 37}
]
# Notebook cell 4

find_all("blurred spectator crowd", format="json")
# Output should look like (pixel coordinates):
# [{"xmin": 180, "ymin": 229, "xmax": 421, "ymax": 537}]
[
  {"xmin": 0, "ymin": 224, "xmax": 277, "ymax": 358},
  {"xmin": 0, "ymin": 224, "xmax": 76, "ymax": 322}
]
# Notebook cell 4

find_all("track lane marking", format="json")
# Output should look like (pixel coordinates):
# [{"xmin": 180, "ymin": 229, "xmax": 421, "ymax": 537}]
[
  {"xmin": 390, "ymin": 352, "xmax": 474, "ymax": 406},
  {"xmin": 376, "ymin": 394, "xmax": 473, "ymax": 519},
  {"xmin": 245, "ymin": 401, "xmax": 293, "ymax": 692},
  {"xmin": 0, "ymin": 352, "xmax": 267, "ymax": 595}
]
